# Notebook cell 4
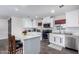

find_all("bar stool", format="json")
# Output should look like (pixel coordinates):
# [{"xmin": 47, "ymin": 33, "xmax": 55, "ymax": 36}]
[{"xmin": 8, "ymin": 35, "xmax": 23, "ymax": 54}]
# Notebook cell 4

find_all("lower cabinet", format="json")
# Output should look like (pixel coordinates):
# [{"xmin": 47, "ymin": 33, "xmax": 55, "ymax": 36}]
[
  {"xmin": 65, "ymin": 36, "xmax": 78, "ymax": 50},
  {"xmin": 49, "ymin": 34, "xmax": 55, "ymax": 44},
  {"xmin": 49, "ymin": 34, "xmax": 65, "ymax": 47},
  {"xmin": 49, "ymin": 35, "xmax": 55, "ymax": 43},
  {"xmin": 49, "ymin": 34, "xmax": 79, "ymax": 50}
]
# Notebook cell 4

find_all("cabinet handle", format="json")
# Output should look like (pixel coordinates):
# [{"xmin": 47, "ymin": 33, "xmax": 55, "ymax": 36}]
[
  {"xmin": 60, "ymin": 38, "xmax": 62, "ymax": 43},
  {"xmin": 54, "ymin": 37, "xmax": 56, "ymax": 42}
]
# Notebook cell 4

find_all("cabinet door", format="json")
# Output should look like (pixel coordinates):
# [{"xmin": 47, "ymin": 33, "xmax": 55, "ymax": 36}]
[
  {"xmin": 53, "ymin": 37, "xmax": 56, "ymax": 43},
  {"xmin": 49, "ymin": 37, "xmax": 53, "ymax": 43},
  {"xmin": 59, "ymin": 37, "xmax": 64, "ymax": 46},
  {"xmin": 49, "ymin": 34, "xmax": 54, "ymax": 43},
  {"xmin": 56, "ymin": 36, "xmax": 65, "ymax": 47},
  {"xmin": 55, "ymin": 37, "xmax": 60, "ymax": 45},
  {"xmin": 66, "ymin": 10, "xmax": 79, "ymax": 27},
  {"xmin": 75, "ymin": 37, "xmax": 78, "ymax": 50},
  {"xmin": 49, "ymin": 34, "xmax": 56, "ymax": 44},
  {"xmin": 32, "ymin": 20, "xmax": 37, "ymax": 28}
]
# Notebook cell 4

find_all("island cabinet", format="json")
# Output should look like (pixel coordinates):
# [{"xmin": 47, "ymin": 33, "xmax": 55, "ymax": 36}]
[
  {"xmin": 65, "ymin": 9, "xmax": 79, "ymax": 27},
  {"xmin": 23, "ymin": 36, "xmax": 40, "ymax": 54},
  {"xmin": 15, "ymin": 32, "xmax": 41, "ymax": 54}
]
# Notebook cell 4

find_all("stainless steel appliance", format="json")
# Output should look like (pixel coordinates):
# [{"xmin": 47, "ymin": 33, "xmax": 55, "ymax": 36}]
[
  {"xmin": 65, "ymin": 36, "xmax": 78, "ymax": 51},
  {"xmin": 42, "ymin": 30, "xmax": 52, "ymax": 42},
  {"xmin": 43, "ymin": 23, "xmax": 50, "ymax": 28}
]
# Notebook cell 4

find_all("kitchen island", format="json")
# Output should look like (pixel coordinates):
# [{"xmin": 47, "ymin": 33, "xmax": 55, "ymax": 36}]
[{"xmin": 15, "ymin": 32, "xmax": 42, "ymax": 54}]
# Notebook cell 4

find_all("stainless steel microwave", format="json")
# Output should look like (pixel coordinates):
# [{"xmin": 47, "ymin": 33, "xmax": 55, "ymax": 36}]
[{"xmin": 43, "ymin": 23, "xmax": 50, "ymax": 28}]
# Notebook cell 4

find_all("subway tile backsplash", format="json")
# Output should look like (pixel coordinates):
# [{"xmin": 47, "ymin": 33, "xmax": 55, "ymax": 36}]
[
  {"xmin": 65, "ymin": 27, "xmax": 79, "ymax": 33},
  {"xmin": 52, "ymin": 27, "xmax": 79, "ymax": 34}
]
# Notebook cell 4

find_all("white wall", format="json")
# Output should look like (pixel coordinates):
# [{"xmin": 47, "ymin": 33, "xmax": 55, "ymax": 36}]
[
  {"xmin": 23, "ymin": 18, "xmax": 33, "ymax": 28},
  {"xmin": 65, "ymin": 27, "xmax": 79, "ymax": 34},
  {"xmin": 12, "ymin": 17, "xmax": 24, "ymax": 35},
  {"xmin": 0, "ymin": 19, "xmax": 8, "ymax": 39},
  {"xmin": 54, "ymin": 14, "xmax": 66, "ymax": 20},
  {"xmin": 12, "ymin": 17, "xmax": 33, "ymax": 35}
]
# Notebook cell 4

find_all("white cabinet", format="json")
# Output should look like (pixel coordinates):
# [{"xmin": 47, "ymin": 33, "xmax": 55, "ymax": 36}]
[
  {"xmin": 43, "ymin": 17, "xmax": 51, "ymax": 23},
  {"xmin": 32, "ymin": 20, "xmax": 37, "ymax": 28},
  {"xmin": 49, "ymin": 34, "xmax": 56, "ymax": 44},
  {"xmin": 43, "ymin": 17, "xmax": 54, "ymax": 27},
  {"xmin": 49, "ymin": 34, "xmax": 54, "ymax": 43},
  {"xmin": 49, "ymin": 34, "xmax": 65, "ymax": 47},
  {"xmin": 56, "ymin": 36, "xmax": 62, "ymax": 46},
  {"xmin": 66, "ymin": 10, "xmax": 79, "ymax": 27},
  {"xmin": 23, "ymin": 18, "xmax": 33, "ymax": 28},
  {"xmin": 55, "ymin": 35, "xmax": 65, "ymax": 47},
  {"xmin": 49, "ymin": 34, "xmax": 56, "ymax": 45},
  {"xmin": 23, "ymin": 37, "xmax": 40, "ymax": 54}
]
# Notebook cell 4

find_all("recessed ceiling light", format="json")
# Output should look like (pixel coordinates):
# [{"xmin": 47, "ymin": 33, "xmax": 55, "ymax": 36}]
[
  {"xmin": 51, "ymin": 10, "xmax": 55, "ymax": 13},
  {"xmin": 15, "ymin": 8, "xmax": 19, "ymax": 11},
  {"xmin": 35, "ymin": 16, "xmax": 38, "ymax": 18}
]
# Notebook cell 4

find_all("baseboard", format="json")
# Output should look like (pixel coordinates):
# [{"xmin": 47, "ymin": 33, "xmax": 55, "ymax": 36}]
[{"xmin": 65, "ymin": 47, "xmax": 78, "ymax": 52}]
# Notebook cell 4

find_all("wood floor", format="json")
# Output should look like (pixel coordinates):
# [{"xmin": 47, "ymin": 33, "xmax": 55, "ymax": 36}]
[
  {"xmin": 0, "ymin": 39, "xmax": 8, "ymax": 54},
  {"xmin": 0, "ymin": 39, "xmax": 78, "ymax": 54},
  {"xmin": 40, "ymin": 41, "xmax": 78, "ymax": 54}
]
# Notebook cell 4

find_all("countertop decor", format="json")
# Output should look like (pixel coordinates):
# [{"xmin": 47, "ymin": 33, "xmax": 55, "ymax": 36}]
[{"xmin": 22, "ymin": 30, "xmax": 27, "ymax": 35}]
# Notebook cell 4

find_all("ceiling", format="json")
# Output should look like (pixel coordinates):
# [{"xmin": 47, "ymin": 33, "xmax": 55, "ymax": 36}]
[{"xmin": 0, "ymin": 5, "xmax": 79, "ymax": 19}]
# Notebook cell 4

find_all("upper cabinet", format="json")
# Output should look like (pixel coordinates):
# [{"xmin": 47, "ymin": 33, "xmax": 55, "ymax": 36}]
[
  {"xmin": 23, "ymin": 18, "xmax": 33, "ymax": 28},
  {"xmin": 66, "ymin": 9, "xmax": 79, "ymax": 27},
  {"xmin": 43, "ymin": 17, "xmax": 54, "ymax": 28},
  {"xmin": 54, "ymin": 15, "xmax": 66, "ymax": 27},
  {"xmin": 43, "ymin": 17, "xmax": 51, "ymax": 23},
  {"xmin": 32, "ymin": 19, "xmax": 38, "ymax": 28}
]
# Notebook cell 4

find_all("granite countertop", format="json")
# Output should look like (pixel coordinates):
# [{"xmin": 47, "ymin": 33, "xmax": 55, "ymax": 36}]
[
  {"xmin": 52, "ymin": 32, "xmax": 73, "ymax": 35},
  {"xmin": 15, "ymin": 32, "xmax": 41, "ymax": 40},
  {"xmin": 50, "ymin": 33, "xmax": 79, "ymax": 37}
]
